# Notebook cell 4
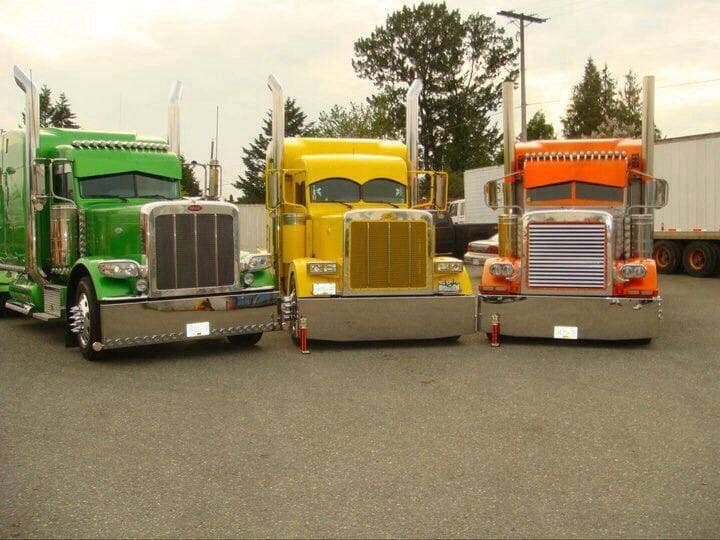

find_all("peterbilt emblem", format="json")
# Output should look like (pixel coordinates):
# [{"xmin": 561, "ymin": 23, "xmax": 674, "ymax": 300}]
[{"xmin": 187, "ymin": 204, "xmax": 202, "ymax": 212}]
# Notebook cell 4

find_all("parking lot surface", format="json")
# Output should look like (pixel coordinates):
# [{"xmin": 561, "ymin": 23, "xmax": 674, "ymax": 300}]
[{"xmin": 1, "ymin": 272, "xmax": 719, "ymax": 538}]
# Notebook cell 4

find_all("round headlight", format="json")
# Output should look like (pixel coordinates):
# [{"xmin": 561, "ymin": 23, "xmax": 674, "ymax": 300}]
[
  {"xmin": 135, "ymin": 279, "xmax": 148, "ymax": 293},
  {"xmin": 243, "ymin": 272, "xmax": 255, "ymax": 285}
]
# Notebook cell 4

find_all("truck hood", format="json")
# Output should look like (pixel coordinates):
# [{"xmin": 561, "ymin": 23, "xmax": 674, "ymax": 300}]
[{"xmin": 82, "ymin": 203, "xmax": 145, "ymax": 261}]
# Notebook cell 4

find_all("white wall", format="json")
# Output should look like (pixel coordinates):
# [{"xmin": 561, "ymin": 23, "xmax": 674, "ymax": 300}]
[
  {"xmin": 655, "ymin": 133, "xmax": 720, "ymax": 232},
  {"xmin": 236, "ymin": 204, "xmax": 267, "ymax": 252},
  {"xmin": 463, "ymin": 165, "xmax": 503, "ymax": 224}
]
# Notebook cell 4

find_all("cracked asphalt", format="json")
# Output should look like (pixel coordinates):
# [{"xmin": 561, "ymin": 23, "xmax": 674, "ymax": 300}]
[{"xmin": 1, "ymin": 271, "xmax": 719, "ymax": 538}]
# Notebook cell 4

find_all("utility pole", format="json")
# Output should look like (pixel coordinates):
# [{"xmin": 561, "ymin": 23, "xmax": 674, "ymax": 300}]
[{"xmin": 497, "ymin": 10, "xmax": 548, "ymax": 141}]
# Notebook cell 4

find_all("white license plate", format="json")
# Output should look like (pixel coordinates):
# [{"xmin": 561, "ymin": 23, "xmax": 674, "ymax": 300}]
[
  {"xmin": 554, "ymin": 325, "xmax": 578, "ymax": 340},
  {"xmin": 186, "ymin": 321, "xmax": 210, "ymax": 337},
  {"xmin": 439, "ymin": 280, "xmax": 461, "ymax": 293},
  {"xmin": 312, "ymin": 282, "xmax": 336, "ymax": 296}
]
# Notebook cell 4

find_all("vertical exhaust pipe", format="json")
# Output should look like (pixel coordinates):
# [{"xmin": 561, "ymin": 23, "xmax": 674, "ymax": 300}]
[
  {"xmin": 14, "ymin": 65, "xmax": 45, "ymax": 284},
  {"xmin": 168, "ymin": 80, "xmax": 182, "ymax": 155},
  {"xmin": 502, "ymin": 81, "xmax": 515, "ymax": 178},
  {"xmin": 406, "ymin": 79, "xmax": 422, "ymax": 207},
  {"xmin": 641, "ymin": 76, "xmax": 655, "ymax": 177},
  {"xmin": 267, "ymin": 75, "xmax": 284, "ymax": 209}
]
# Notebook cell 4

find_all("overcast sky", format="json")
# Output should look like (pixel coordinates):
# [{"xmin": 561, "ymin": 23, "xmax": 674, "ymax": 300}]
[{"xmin": 1, "ymin": 0, "xmax": 718, "ymax": 198}]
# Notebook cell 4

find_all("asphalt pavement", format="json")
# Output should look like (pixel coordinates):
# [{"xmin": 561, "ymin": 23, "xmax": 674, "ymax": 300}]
[{"xmin": 1, "ymin": 272, "xmax": 719, "ymax": 538}]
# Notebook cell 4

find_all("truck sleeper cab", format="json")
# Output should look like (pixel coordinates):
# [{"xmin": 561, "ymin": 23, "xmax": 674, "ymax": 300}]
[
  {"xmin": 265, "ymin": 76, "xmax": 476, "ymax": 342},
  {"xmin": 0, "ymin": 67, "xmax": 279, "ymax": 360},
  {"xmin": 478, "ymin": 78, "xmax": 667, "ymax": 342}
]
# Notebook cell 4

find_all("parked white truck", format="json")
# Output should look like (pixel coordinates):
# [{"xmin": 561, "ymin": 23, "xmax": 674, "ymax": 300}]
[{"xmin": 465, "ymin": 132, "xmax": 720, "ymax": 278}]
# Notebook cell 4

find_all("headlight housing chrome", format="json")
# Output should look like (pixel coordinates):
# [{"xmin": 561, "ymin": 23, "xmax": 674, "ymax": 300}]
[
  {"xmin": 620, "ymin": 263, "xmax": 648, "ymax": 280},
  {"xmin": 307, "ymin": 261, "xmax": 338, "ymax": 275},
  {"xmin": 241, "ymin": 252, "xmax": 273, "ymax": 271},
  {"xmin": 98, "ymin": 260, "xmax": 142, "ymax": 279},
  {"xmin": 489, "ymin": 262, "xmax": 515, "ymax": 278},
  {"xmin": 434, "ymin": 260, "xmax": 463, "ymax": 273}
]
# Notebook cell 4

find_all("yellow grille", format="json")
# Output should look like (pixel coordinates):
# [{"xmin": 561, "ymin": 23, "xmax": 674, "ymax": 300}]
[{"xmin": 349, "ymin": 220, "xmax": 428, "ymax": 289}]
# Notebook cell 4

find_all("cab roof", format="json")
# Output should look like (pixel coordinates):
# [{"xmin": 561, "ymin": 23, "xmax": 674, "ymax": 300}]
[{"xmin": 283, "ymin": 137, "xmax": 408, "ymax": 170}]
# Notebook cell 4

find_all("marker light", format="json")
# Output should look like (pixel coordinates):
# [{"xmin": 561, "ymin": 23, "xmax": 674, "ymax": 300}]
[
  {"xmin": 307, "ymin": 261, "xmax": 338, "ymax": 275},
  {"xmin": 620, "ymin": 263, "xmax": 648, "ymax": 280}
]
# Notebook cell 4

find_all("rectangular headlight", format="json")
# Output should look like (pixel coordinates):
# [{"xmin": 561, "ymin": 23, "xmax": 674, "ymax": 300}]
[
  {"xmin": 434, "ymin": 260, "xmax": 463, "ymax": 273},
  {"xmin": 307, "ymin": 261, "xmax": 338, "ymax": 275},
  {"xmin": 98, "ymin": 260, "xmax": 141, "ymax": 279},
  {"xmin": 242, "ymin": 252, "xmax": 273, "ymax": 271}
]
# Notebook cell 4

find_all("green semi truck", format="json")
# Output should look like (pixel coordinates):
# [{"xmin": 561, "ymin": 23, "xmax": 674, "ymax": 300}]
[{"xmin": 0, "ymin": 66, "xmax": 281, "ymax": 360}]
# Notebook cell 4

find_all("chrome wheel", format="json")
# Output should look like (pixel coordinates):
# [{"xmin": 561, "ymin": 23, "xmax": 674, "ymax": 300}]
[{"xmin": 76, "ymin": 292, "xmax": 91, "ymax": 349}]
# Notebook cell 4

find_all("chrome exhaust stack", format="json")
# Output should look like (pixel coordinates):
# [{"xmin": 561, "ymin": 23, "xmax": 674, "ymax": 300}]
[
  {"xmin": 267, "ymin": 75, "xmax": 285, "ymax": 209},
  {"xmin": 406, "ymin": 79, "xmax": 422, "ymax": 207},
  {"xmin": 14, "ymin": 65, "xmax": 46, "ymax": 284},
  {"xmin": 502, "ymin": 81, "xmax": 515, "ymax": 179},
  {"xmin": 499, "ymin": 81, "xmax": 519, "ymax": 258},
  {"xmin": 167, "ymin": 80, "xmax": 183, "ymax": 155},
  {"xmin": 641, "ymin": 76, "xmax": 655, "ymax": 177}
]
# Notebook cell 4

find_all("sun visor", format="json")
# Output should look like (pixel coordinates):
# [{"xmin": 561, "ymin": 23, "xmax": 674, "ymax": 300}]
[{"xmin": 523, "ymin": 156, "xmax": 628, "ymax": 188}]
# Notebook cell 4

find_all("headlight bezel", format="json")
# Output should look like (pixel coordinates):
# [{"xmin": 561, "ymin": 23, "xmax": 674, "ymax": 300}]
[
  {"xmin": 619, "ymin": 263, "xmax": 648, "ymax": 280},
  {"xmin": 307, "ymin": 261, "xmax": 338, "ymax": 275},
  {"xmin": 434, "ymin": 260, "xmax": 464, "ymax": 274},
  {"xmin": 489, "ymin": 261, "xmax": 515, "ymax": 278},
  {"xmin": 241, "ymin": 252, "xmax": 273, "ymax": 272},
  {"xmin": 98, "ymin": 260, "xmax": 143, "ymax": 279}
]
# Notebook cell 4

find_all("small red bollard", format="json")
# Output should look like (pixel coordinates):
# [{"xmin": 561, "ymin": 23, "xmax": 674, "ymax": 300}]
[
  {"xmin": 490, "ymin": 312, "xmax": 500, "ymax": 347},
  {"xmin": 299, "ymin": 316, "xmax": 309, "ymax": 354}
]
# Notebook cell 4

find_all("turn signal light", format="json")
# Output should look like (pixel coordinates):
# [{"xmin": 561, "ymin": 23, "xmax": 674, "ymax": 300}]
[
  {"xmin": 434, "ymin": 260, "xmax": 463, "ymax": 273},
  {"xmin": 307, "ymin": 261, "xmax": 338, "ymax": 275}
]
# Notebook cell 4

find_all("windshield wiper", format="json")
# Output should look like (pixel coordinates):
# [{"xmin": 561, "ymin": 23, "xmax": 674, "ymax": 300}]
[
  {"xmin": 141, "ymin": 194, "xmax": 175, "ymax": 200},
  {"xmin": 90, "ymin": 195, "xmax": 129, "ymax": 203},
  {"xmin": 373, "ymin": 201, "xmax": 399, "ymax": 208}
]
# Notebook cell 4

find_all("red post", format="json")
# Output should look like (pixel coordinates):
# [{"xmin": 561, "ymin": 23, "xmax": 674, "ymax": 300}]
[
  {"xmin": 490, "ymin": 312, "xmax": 500, "ymax": 347},
  {"xmin": 299, "ymin": 316, "xmax": 309, "ymax": 354}
]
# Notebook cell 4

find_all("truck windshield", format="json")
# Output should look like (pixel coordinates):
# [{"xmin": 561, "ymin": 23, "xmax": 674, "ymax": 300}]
[
  {"xmin": 310, "ymin": 178, "xmax": 360, "ymax": 202},
  {"xmin": 526, "ymin": 181, "xmax": 624, "ymax": 206},
  {"xmin": 362, "ymin": 178, "xmax": 406, "ymax": 203},
  {"xmin": 79, "ymin": 172, "xmax": 179, "ymax": 200}
]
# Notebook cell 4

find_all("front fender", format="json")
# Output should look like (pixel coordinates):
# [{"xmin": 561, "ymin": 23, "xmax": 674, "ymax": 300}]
[
  {"xmin": 71, "ymin": 257, "xmax": 139, "ymax": 300},
  {"xmin": 290, "ymin": 258, "xmax": 342, "ymax": 298}
]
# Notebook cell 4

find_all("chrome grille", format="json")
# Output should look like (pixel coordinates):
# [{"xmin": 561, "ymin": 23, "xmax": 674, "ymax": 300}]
[
  {"xmin": 348, "ymin": 220, "xmax": 428, "ymax": 290},
  {"xmin": 154, "ymin": 213, "xmax": 235, "ymax": 291},
  {"xmin": 527, "ymin": 223, "xmax": 607, "ymax": 289}
]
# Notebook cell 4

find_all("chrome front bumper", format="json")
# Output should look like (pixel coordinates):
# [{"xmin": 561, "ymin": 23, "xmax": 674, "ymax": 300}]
[
  {"xmin": 297, "ymin": 294, "xmax": 477, "ymax": 341},
  {"xmin": 97, "ymin": 290, "xmax": 281, "ymax": 350},
  {"xmin": 479, "ymin": 294, "xmax": 662, "ymax": 341}
]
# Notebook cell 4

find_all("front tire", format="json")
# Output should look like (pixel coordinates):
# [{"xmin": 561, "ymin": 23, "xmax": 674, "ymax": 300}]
[
  {"xmin": 227, "ymin": 333, "xmax": 263, "ymax": 347},
  {"xmin": 73, "ymin": 277, "xmax": 103, "ymax": 361}
]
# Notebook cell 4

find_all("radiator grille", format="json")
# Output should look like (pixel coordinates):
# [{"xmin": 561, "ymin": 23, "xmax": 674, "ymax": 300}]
[
  {"xmin": 527, "ymin": 223, "xmax": 607, "ymax": 289},
  {"xmin": 349, "ymin": 220, "xmax": 428, "ymax": 290},
  {"xmin": 154, "ymin": 213, "xmax": 235, "ymax": 291}
]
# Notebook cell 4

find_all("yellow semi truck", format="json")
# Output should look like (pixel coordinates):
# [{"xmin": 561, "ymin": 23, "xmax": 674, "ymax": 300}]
[{"xmin": 265, "ymin": 76, "xmax": 476, "ymax": 342}]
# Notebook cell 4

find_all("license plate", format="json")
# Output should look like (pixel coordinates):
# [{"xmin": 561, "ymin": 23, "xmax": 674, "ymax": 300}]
[
  {"xmin": 439, "ymin": 280, "xmax": 461, "ymax": 293},
  {"xmin": 312, "ymin": 282, "xmax": 336, "ymax": 296},
  {"xmin": 554, "ymin": 325, "xmax": 578, "ymax": 340},
  {"xmin": 186, "ymin": 321, "xmax": 210, "ymax": 337}
]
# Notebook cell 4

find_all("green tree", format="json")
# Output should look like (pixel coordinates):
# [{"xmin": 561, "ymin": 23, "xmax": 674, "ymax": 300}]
[
  {"xmin": 526, "ymin": 110, "xmax": 556, "ymax": 141},
  {"xmin": 22, "ymin": 85, "xmax": 81, "ymax": 129},
  {"xmin": 352, "ymin": 2, "xmax": 517, "ymax": 172},
  {"xmin": 310, "ymin": 102, "xmax": 398, "ymax": 139},
  {"xmin": 562, "ymin": 58, "xmax": 603, "ymax": 138},
  {"xmin": 179, "ymin": 155, "xmax": 201, "ymax": 197},
  {"xmin": 234, "ymin": 98, "xmax": 313, "ymax": 204}
]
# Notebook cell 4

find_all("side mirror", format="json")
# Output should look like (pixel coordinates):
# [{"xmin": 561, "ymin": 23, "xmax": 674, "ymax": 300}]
[
  {"xmin": 484, "ymin": 180, "xmax": 500, "ymax": 210},
  {"xmin": 433, "ymin": 173, "xmax": 448, "ymax": 210},
  {"xmin": 654, "ymin": 178, "xmax": 669, "ymax": 209},
  {"xmin": 266, "ymin": 169, "xmax": 280, "ymax": 209}
]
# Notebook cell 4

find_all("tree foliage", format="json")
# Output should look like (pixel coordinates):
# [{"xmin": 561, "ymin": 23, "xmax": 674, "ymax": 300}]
[
  {"xmin": 22, "ymin": 85, "xmax": 81, "ymax": 129},
  {"xmin": 179, "ymin": 155, "xmax": 201, "ymax": 197},
  {"xmin": 563, "ymin": 59, "xmax": 657, "ymax": 139},
  {"xmin": 352, "ymin": 2, "xmax": 517, "ymax": 172},
  {"xmin": 310, "ymin": 102, "xmax": 398, "ymax": 139},
  {"xmin": 233, "ymin": 98, "xmax": 313, "ymax": 204},
  {"xmin": 526, "ymin": 110, "xmax": 556, "ymax": 141}
]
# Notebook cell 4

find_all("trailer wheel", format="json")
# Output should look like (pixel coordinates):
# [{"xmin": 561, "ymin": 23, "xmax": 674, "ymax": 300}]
[
  {"xmin": 73, "ymin": 277, "xmax": 104, "ymax": 361},
  {"xmin": 682, "ymin": 241, "xmax": 718, "ymax": 277},
  {"xmin": 227, "ymin": 333, "xmax": 263, "ymax": 347},
  {"xmin": 653, "ymin": 240, "xmax": 682, "ymax": 274}
]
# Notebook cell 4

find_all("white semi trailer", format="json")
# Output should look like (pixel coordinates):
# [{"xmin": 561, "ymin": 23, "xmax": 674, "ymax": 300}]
[{"xmin": 464, "ymin": 132, "xmax": 720, "ymax": 278}]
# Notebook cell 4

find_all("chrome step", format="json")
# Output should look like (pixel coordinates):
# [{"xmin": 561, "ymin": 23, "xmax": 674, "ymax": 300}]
[
  {"xmin": 32, "ymin": 312, "xmax": 61, "ymax": 321},
  {"xmin": 5, "ymin": 301, "xmax": 33, "ymax": 315}
]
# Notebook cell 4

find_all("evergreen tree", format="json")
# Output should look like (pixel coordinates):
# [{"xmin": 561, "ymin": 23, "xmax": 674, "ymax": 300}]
[
  {"xmin": 526, "ymin": 110, "xmax": 556, "ymax": 141},
  {"xmin": 352, "ymin": 2, "xmax": 517, "ymax": 172},
  {"xmin": 234, "ymin": 98, "xmax": 313, "ymax": 204},
  {"xmin": 614, "ymin": 70, "xmax": 642, "ymax": 136},
  {"xmin": 39, "ymin": 85, "xmax": 53, "ymax": 127},
  {"xmin": 179, "ymin": 155, "xmax": 201, "ymax": 197},
  {"xmin": 562, "ymin": 58, "xmax": 603, "ymax": 138},
  {"xmin": 310, "ymin": 102, "xmax": 399, "ymax": 139},
  {"xmin": 599, "ymin": 64, "xmax": 618, "ymax": 125},
  {"xmin": 49, "ymin": 93, "xmax": 80, "ymax": 128}
]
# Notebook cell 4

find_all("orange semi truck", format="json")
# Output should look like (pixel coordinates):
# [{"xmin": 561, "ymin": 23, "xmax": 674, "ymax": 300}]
[{"xmin": 479, "ymin": 76, "xmax": 668, "ymax": 342}]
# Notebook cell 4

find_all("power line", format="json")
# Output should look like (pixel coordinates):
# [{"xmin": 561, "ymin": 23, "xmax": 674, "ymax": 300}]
[{"xmin": 497, "ymin": 10, "xmax": 549, "ymax": 142}]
